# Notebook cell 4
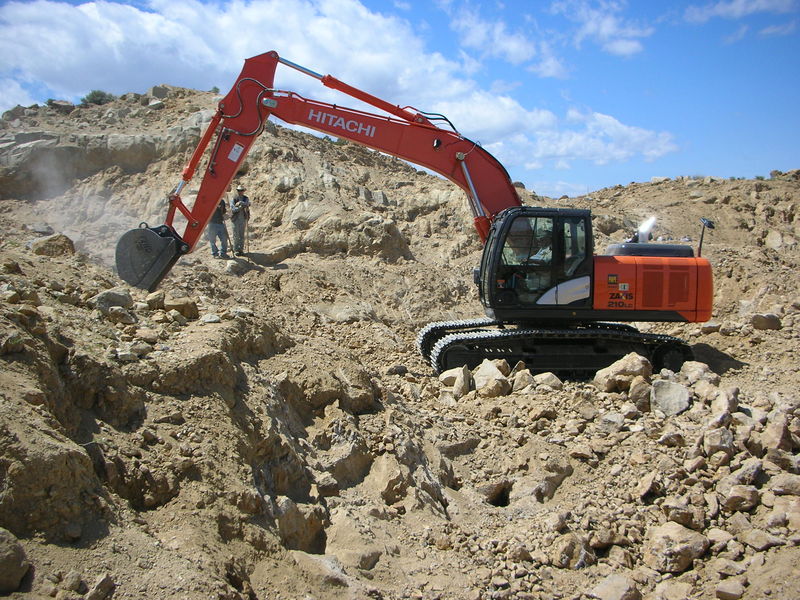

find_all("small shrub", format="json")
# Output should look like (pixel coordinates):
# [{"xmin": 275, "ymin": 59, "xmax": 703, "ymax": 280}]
[
  {"xmin": 81, "ymin": 90, "xmax": 116, "ymax": 106},
  {"xmin": 210, "ymin": 86, "xmax": 220, "ymax": 94}
]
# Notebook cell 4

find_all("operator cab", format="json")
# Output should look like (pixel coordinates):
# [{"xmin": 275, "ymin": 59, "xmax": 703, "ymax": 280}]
[{"xmin": 479, "ymin": 207, "xmax": 594, "ymax": 322}]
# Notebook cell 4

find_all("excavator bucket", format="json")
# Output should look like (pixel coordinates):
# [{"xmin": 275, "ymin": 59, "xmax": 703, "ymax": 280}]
[{"xmin": 115, "ymin": 224, "xmax": 186, "ymax": 291}]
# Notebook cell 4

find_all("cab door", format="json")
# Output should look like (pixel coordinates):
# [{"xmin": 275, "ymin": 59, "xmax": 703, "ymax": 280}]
[
  {"xmin": 493, "ymin": 214, "xmax": 556, "ymax": 305},
  {"xmin": 537, "ymin": 215, "xmax": 592, "ymax": 306}
]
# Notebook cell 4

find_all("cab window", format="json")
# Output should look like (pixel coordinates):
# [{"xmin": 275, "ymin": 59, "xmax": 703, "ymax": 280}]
[{"xmin": 501, "ymin": 216, "xmax": 554, "ymax": 266}]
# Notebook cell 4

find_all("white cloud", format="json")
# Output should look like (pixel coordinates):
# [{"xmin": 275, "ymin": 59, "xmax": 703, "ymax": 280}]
[
  {"xmin": 550, "ymin": 0, "xmax": 654, "ymax": 56},
  {"xmin": 450, "ymin": 8, "xmax": 537, "ymax": 64},
  {"xmin": 760, "ymin": 19, "xmax": 798, "ymax": 34},
  {"xmin": 0, "ymin": 0, "xmax": 454, "ymax": 106},
  {"xmin": 529, "ymin": 41, "xmax": 569, "ymax": 78},
  {"xmin": 427, "ymin": 98, "xmax": 677, "ymax": 180},
  {"xmin": 725, "ymin": 24, "xmax": 751, "ymax": 42},
  {"xmin": 519, "ymin": 109, "xmax": 677, "ymax": 167},
  {"xmin": 685, "ymin": 0, "xmax": 797, "ymax": 23},
  {"xmin": 530, "ymin": 179, "xmax": 591, "ymax": 197},
  {"xmin": 444, "ymin": 5, "xmax": 569, "ymax": 78},
  {"xmin": 431, "ymin": 91, "xmax": 558, "ymax": 142},
  {"xmin": 602, "ymin": 38, "xmax": 644, "ymax": 56},
  {"xmin": 0, "ymin": 78, "xmax": 38, "ymax": 111}
]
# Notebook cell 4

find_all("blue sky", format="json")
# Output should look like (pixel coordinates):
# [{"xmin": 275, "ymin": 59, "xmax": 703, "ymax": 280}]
[{"xmin": 1, "ymin": 0, "xmax": 798, "ymax": 197}]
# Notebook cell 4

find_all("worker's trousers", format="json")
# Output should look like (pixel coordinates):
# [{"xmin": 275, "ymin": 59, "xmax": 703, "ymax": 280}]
[
  {"xmin": 207, "ymin": 222, "xmax": 228, "ymax": 257},
  {"xmin": 231, "ymin": 217, "xmax": 248, "ymax": 254}
]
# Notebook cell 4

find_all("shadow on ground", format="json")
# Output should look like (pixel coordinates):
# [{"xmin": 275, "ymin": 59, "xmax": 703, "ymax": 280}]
[{"xmin": 692, "ymin": 342, "xmax": 747, "ymax": 374}]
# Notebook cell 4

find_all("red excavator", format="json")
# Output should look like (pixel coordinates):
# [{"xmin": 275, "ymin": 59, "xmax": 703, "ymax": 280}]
[{"xmin": 116, "ymin": 51, "xmax": 714, "ymax": 375}]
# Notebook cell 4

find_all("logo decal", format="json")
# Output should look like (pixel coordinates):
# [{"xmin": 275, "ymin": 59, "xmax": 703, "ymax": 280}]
[{"xmin": 307, "ymin": 109, "xmax": 376, "ymax": 138}]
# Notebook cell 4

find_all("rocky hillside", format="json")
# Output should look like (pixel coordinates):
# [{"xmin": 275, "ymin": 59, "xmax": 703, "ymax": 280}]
[{"xmin": 0, "ymin": 88, "xmax": 799, "ymax": 600}]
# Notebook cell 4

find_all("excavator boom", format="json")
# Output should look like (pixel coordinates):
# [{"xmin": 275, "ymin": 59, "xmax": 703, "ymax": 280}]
[{"xmin": 116, "ymin": 51, "xmax": 521, "ymax": 291}]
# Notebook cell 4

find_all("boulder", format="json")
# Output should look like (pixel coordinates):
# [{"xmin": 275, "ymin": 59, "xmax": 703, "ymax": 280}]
[
  {"xmin": 89, "ymin": 287, "xmax": 134, "ymax": 313},
  {"xmin": 163, "ymin": 296, "xmax": 199, "ymax": 320},
  {"xmin": 512, "ymin": 368, "xmax": 536, "ymax": 392},
  {"xmin": 325, "ymin": 511, "xmax": 383, "ymax": 571},
  {"xmin": 643, "ymin": 522, "xmax": 709, "ymax": 573},
  {"xmin": 0, "ymin": 528, "xmax": 29, "ymax": 593},
  {"xmin": 533, "ymin": 371, "xmax": 563, "ymax": 390},
  {"xmin": 30, "ymin": 232, "xmax": 75, "ymax": 256},
  {"xmin": 593, "ymin": 353, "xmax": 652, "ymax": 392},
  {"xmin": 363, "ymin": 454, "xmax": 409, "ymax": 505},
  {"xmin": 651, "ymin": 380, "xmax": 692, "ymax": 416},
  {"xmin": 550, "ymin": 533, "xmax": 595, "ymax": 569},
  {"xmin": 589, "ymin": 574, "xmax": 641, "ymax": 600},
  {"xmin": 750, "ymin": 313, "xmax": 782, "ymax": 330},
  {"xmin": 274, "ymin": 497, "xmax": 326, "ymax": 553},
  {"xmin": 473, "ymin": 359, "xmax": 511, "ymax": 397}
]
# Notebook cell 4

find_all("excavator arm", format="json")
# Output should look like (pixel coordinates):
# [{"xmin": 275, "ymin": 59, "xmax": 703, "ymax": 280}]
[{"xmin": 115, "ymin": 50, "xmax": 522, "ymax": 291}]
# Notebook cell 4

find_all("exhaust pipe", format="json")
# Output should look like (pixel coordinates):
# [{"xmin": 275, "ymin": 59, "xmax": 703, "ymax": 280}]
[{"xmin": 697, "ymin": 217, "xmax": 715, "ymax": 257}]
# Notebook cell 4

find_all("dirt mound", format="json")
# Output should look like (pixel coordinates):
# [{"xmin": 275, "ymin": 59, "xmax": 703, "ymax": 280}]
[{"xmin": 0, "ymin": 89, "xmax": 799, "ymax": 599}]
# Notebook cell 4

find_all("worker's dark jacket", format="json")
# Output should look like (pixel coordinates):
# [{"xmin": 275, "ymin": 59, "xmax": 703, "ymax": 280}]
[{"xmin": 210, "ymin": 200, "xmax": 226, "ymax": 224}]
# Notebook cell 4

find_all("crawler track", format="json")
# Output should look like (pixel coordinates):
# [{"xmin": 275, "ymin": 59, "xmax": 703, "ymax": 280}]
[
  {"xmin": 420, "ymin": 321, "xmax": 691, "ymax": 376},
  {"xmin": 416, "ymin": 317, "xmax": 498, "ymax": 360}
]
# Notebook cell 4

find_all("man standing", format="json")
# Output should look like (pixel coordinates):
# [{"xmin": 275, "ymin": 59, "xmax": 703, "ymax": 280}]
[
  {"xmin": 230, "ymin": 184, "xmax": 251, "ymax": 256},
  {"xmin": 207, "ymin": 199, "xmax": 229, "ymax": 259}
]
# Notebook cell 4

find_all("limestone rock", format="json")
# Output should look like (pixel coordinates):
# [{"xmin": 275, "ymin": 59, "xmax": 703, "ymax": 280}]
[
  {"xmin": 589, "ymin": 574, "xmax": 641, "ymax": 600},
  {"xmin": 85, "ymin": 573, "xmax": 115, "ymax": 600},
  {"xmin": 145, "ymin": 290, "xmax": 165, "ymax": 309},
  {"xmin": 715, "ymin": 579, "xmax": 746, "ymax": 600},
  {"xmin": 316, "ymin": 405, "xmax": 373, "ymax": 488},
  {"xmin": 30, "ymin": 232, "xmax": 75, "ymax": 256},
  {"xmin": 704, "ymin": 427, "xmax": 736, "ymax": 457},
  {"xmin": 89, "ymin": 287, "xmax": 134, "ymax": 313},
  {"xmin": 550, "ymin": 533, "xmax": 595, "ymax": 569},
  {"xmin": 651, "ymin": 380, "xmax": 692, "ymax": 416},
  {"xmin": 326, "ymin": 511, "xmax": 383, "ymax": 571},
  {"xmin": 628, "ymin": 375, "xmax": 652, "ymax": 411},
  {"xmin": 768, "ymin": 473, "xmax": 800, "ymax": 496},
  {"xmin": 274, "ymin": 497, "xmax": 326, "ymax": 553},
  {"xmin": 512, "ymin": 368, "xmax": 536, "ymax": 392},
  {"xmin": 750, "ymin": 313, "xmax": 782, "ymax": 330},
  {"xmin": 593, "ymin": 353, "xmax": 652, "ymax": 392},
  {"xmin": 364, "ymin": 454, "xmax": 409, "ymax": 505},
  {"xmin": 680, "ymin": 360, "xmax": 720, "ymax": 385},
  {"xmin": 643, "ymin": 521, "xmax": 709, "ymax": 573},
  {"xmin": 721, "ymin": 485, "xmax": 760, "ymax": 512},
  {"xmin": 533, "ymin": 371, "xmax": 563, "ymax": 390},
  {"xmin": 163, "ymin": 296, "xmax": 199, "ymax": 319},
  {"xmin": 473, "ymin": 359, "xmax": 511, "ymax": 397},
  {"xmin": 0, "ymin": 528, "xmax": 29, "ymax": 593},
  {"xmin": 737, "ymin": 528, "xmax": 783, "ymax": 551},
  {"xmin": 290, "ymin": 550, "xmax": 349, "ymax": 588},
  {"xmin": 439, "ymin": 364, "xmax": 472, "ymax": 399}
]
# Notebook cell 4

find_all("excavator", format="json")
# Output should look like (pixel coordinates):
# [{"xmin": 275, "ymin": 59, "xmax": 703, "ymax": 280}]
[{"xmin": 115, "ymin": 51, "xmax": 714, "ymax": 375}]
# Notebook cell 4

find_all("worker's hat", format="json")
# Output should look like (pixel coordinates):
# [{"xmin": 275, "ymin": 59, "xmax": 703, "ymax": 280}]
[{"xmin": 236, "ymin": 185, "xmax": 245, "ymax": 191}]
